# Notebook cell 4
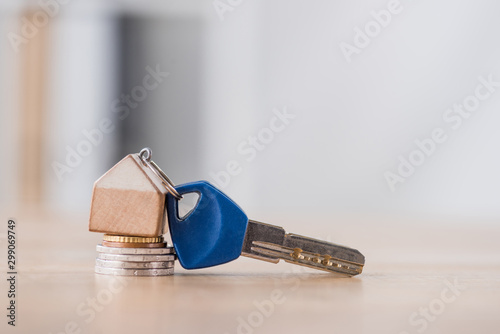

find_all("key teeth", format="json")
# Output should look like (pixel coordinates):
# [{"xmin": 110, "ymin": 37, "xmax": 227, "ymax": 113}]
[
  {"xmin": 242, "ymin": 220, "xmax": 365, "ymax": 275},
  {"xmin": 250, "ymin": 242, "xmax": 364, "ymax": 276},
  {"xmin": 287, "ymin": 247, "xmax": 363, "ymax": 275},
  {"xmin": 284, "ymin": 233, "xmax": 366, "ymax": 266}
]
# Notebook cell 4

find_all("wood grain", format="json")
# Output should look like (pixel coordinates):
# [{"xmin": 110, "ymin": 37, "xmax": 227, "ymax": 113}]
[
  {"xmin": 3, "ymin": 211, "xmax": 499, "ymax": 334},
  {"xmin": 88, "ymin": 154, "xmax": 168, "ymax": 237}
]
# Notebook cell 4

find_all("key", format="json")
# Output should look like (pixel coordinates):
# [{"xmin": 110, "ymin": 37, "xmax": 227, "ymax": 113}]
[
  {"xmin": 242, "ymin": 220, "xmax": 364, "ymax": 275},
  {"xmin": 166, "ymin": 181, "xmax": 365, "ymax": 276}
]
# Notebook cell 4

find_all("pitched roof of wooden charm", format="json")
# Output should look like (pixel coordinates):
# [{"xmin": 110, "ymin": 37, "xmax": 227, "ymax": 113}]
[{"xmin": 88, "ymin": 153, "xmax": 168, "ymax": 237}]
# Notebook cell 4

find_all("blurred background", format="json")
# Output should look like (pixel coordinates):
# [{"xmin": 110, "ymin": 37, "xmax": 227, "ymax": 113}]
[{"xmin": 1, "ymin": 0, "xmax": 499, "ymax": 223}]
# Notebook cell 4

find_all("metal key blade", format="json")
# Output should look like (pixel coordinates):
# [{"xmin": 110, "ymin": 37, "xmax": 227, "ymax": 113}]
[{"xmin": 241, "ymin": 220, "xmax": 365, "ymax": 276}]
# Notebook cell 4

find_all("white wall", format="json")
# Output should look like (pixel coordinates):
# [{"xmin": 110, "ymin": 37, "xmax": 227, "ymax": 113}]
[
  {"xmin": 0, "ymin": 5, "xmax": 22, "ymax": 207},
  {"xmin": 43, "ymin": 2, "xmax": 120, "ymax": 213},
  {"xmin": 2, "ymin": 0, "xmax": 499, "ymax": 221},
  {"xmin": 197, "ymin": 0, "xmax": 500, "ymax": 220}
]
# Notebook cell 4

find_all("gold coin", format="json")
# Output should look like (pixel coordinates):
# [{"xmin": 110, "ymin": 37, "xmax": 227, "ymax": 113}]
[
  {"xmin": 103, "ymin": 235, "xmax": 163, "ymax": 243},
  {"xmin": 102, "ymin": 241, "xmax": 167, "ymax": 248}
]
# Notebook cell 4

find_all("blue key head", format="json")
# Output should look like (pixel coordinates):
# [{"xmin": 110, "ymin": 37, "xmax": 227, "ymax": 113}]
[{"xmin": 166, "ymin": 181, "xmax": 248, "ymax": 269}]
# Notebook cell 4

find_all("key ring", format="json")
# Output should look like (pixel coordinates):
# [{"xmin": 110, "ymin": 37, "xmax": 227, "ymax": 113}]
[{"xmin": 139, "ymin": 147, "xmax": 183, "ymax": 200}]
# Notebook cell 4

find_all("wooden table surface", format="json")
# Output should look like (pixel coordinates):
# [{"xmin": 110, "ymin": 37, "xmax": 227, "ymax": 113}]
[{"xmin": 1, "ymin": 210, "xmax": 499, "ymax": 334}]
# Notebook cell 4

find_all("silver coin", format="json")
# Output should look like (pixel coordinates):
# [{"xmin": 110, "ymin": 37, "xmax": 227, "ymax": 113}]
[
  {"xmin": 95, "ymin": 258, "xmax": 175, "ymax": 269},
  {"xmin": 97, "ymin": 253, "xmax": 176, "ymax": 262},
  {"xmin": 96, "ymin": 244, "xmax": 175, "ymax": 255},
  {"xmin": 95, "ymin": 266, "xmax": 174, "ymax": 276}
]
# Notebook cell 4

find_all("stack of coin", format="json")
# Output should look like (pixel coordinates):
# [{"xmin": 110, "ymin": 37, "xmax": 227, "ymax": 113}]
[{"xmin": 95, "ymin": 235, "xmax": 176, "ymax": 276}]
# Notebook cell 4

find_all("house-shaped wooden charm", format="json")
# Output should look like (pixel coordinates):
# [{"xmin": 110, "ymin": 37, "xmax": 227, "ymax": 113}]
[{"xmin": 89, "ymin": 154, "xmax": 168, "ymax": 237}]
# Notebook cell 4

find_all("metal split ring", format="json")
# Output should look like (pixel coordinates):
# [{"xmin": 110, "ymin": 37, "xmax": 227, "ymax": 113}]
[{"xmin": 139, "ymin": 147, "xmax": 182, "ymax": 200}]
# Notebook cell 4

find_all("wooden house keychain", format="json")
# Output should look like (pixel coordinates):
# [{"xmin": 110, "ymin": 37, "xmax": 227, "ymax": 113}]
[{"xmin": 89, "ymin": 148, "xmax": 365, "ymax": 276}]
